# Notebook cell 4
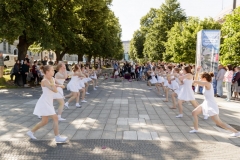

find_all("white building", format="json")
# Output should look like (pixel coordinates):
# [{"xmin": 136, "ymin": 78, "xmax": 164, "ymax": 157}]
[
  {"xmin": 0, "ymin": 40, "xmax": 78, "ymax": 63},
  {"xmin": 214, "ymin": 0, "xmax": 240, "ymax": 23}
]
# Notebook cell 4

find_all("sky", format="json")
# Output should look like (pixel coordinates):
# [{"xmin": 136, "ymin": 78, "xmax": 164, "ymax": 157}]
[{"xmin": 110, "ymin": 0, "xmax": 235, "ymax": 41}]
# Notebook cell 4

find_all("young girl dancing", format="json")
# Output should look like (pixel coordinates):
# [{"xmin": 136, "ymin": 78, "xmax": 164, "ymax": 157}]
[
  {"xmin": 54, "ymin": 62, "xmax": 68, "ymax": 121},
  {"xmin": 27, "ymin": 65, "xmax": 67, "ymax": 142},
  {"xmin": 190, "ymin": 71, "xmax": 240, "ymax": 137},
  {"xmin": 176, "ymin": 66, "xmax": 198, "ymax": 118}
]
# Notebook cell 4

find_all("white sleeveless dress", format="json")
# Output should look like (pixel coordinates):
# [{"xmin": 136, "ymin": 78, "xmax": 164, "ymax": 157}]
[
  {"xmin": 53, "ymin": 79, "xmax": 65, "ymax": 99},
  {"xmin": 201, "ymin": 84, "xmax": 219, "ymax": 116},
  {"xmin": 91, "ymin": 71, "xmax": 97, "ymax": 79},
  {"xmin": 33, "ymin": 80, "xmax": 56, "ymax": 116},
  {"xmin": 150, "ymin": 72, "xmax": 157, "ymax": 84},
  {"xmin": 174, "ymin": 78, "xmax": 182, "ymax": 96},
  {"xmin": 178, "ymin": 79, "xmax": 195, "ymax": 101},
  {"xmin": 67, "ymin": 76, "xmax": 81, "ymax": 92},
  {"xmin": 157, "ymin": 75, "xmax": 164, "ymax": 83},
  {"xmin": 168, "ymin": 78, "xmax": 179, "ymax": 91},
  {"xmin": 163, "ymin": 77, "xmax": 168, "ymax": 87}
]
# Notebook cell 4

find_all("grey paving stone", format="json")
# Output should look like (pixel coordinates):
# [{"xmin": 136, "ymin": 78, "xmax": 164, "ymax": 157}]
[
  {"xmin": 72, "ymin": 130, "xmax": 89, "ymax": 140},
  {"xmin": 87, "ymin": 130, "xmax": 103, "ymax": 139},
  {"xmin": 101, "ymin": 131, "xmax": 116, "ymax": 139},
  {"xmin": 104, "ymin": 124, "xmax": 117, "ymax": 131},
  {"xmin": 123, "ymin": 131, "xmax": 137, "ymax": 140},
  {"xmin": 137, "ymin": 131, "xmax": 152, "ymax": 140}
]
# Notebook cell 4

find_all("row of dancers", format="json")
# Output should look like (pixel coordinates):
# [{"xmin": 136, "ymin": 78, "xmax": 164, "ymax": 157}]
[
  {"xmin": 27, "ymin": 63, "xmax": 101, "ymax": 142},
  {"xmin": 147, "ymin": 65, "xmax": 240, "ymax": 136}
]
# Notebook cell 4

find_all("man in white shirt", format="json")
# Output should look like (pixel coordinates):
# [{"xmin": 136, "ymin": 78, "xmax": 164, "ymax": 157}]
[{"xmin": 216, "ymin": 65, "xmax": 226, "ymax": 97}]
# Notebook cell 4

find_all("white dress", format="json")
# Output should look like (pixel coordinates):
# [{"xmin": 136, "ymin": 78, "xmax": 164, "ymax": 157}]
[
  {"xmin": 53, "ymin": 79, "xmax": 65, "ymax": 99},
  {"xmin": 91, "ymin": 71, "xmax": 97, "ymax": 79},
  {"xmin": 150, "ymin": 72, "xmax": 157, "ymax": 84},
  {"xmin": 174, "ymin": 78, "xmax": 182, "ymax": 96},
  {"xmin": 201, "ymin": 84, "xmax": 219, "ymax": 116},
  {"xmin": 79, "ymin": 78, "xmax": 85, "ymax": 88},
  {"xmin": 163, "ymin": 77, "xmax": 168, "ymax": 87},
  {"xmin": 157, "ymin": 75, "xmax": 164, "ymax": 83},
  {"xmin": 168, "ymin": 79, "xmax": 179, "ymax": 91},
  {"xmin": 178, "ymin": 79, "xmax": 195, "ymax": 101},
  {"xmin": 33, "ymin": 80, "xmax": 56, "ymax": 116},
  {"xmin": 67, "ymin": 76, "xmax": 81, "ymax": 92}
]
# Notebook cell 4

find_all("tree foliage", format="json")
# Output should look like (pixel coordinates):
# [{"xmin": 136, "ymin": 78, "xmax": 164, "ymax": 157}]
[
  {"xmin": 143, "ymin": 0, "xmax": 186, "ymax": 60},
  {"xmin": 0, "ymin": 0, "xmax": 123, "ymax": 62},
  {"xmin": 221, "ymin": 7, "xmax": 240, "ymax": 66},
  {"xmin": 165, "ymin": 17, "xmax": 221, "ymax": 63}
]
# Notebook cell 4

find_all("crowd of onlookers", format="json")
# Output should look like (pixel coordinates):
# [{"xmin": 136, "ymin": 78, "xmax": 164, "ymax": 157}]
[
  {"xmin": 8, "ymin": 55, "xmax": 71, "ymax": 87},
  {"xmin": 112, "ymin": 60, "xmax": 240, "ymax": 101}
]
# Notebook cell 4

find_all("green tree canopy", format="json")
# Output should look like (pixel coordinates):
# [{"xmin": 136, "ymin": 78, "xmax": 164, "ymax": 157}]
[
  {"xmin": 165, "ymin": 17, "xmax": 221, "ymax": 63},
  {"xmin": 221, "ymin": 7, "xmax": 240, "ymax": 66}
]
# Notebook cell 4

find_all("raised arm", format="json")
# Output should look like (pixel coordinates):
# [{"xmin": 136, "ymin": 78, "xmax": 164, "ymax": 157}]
[{"xmin": 193, "ymin": 80, "xmax": 211, "ymax": 89}]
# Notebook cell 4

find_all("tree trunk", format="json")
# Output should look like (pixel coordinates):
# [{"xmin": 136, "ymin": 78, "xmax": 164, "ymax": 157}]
[
  {"xmin": 78, "ymin": 54, "xmax": 83, "ymax": 62},
  {"xmin": 17, "ymin": 35, "xmax": 30, "ymax": 61},
  {"xmin": 88, "ymin": 54, "xmax": 93, "ymax": 65},
  {"xmin": 55, "ymin": 50, "xmax": 65, "ymax": 63}
]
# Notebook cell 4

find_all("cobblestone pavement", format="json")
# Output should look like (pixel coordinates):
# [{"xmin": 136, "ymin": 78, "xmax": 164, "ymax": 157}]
[
  {"xmin": 0, "ymin": 140, "xmax": 239, "ymax": 160},
  {"xmin": 0, "ymin": 77, "xmax": 240, "ymax": 159}
]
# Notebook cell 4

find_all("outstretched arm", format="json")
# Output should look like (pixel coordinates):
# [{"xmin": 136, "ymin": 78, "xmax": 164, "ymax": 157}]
[{"xmin": 41, "ymin": 79, "xmax": 58, "ymax": 93}]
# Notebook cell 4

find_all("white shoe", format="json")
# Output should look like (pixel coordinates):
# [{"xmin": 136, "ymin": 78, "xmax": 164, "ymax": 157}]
[
  {"xmin": 94, "ymin": 88, "xmax": 97, "ymax": 90},
  {"xmin": 58, "ymin": 117, "xmax": 66, "ymax": 121},
  {"xmin": 76, "ymin": 103, "xmax": 81, "ymax": 108},
  {"xmin": 64, "ymin": 102, "xmax": 69, "ymax": 109},
  {"xmin": 204, "ymin": 115, "xmax": 209, "ymax": 120},
  {"xmin": 55, "ymin": 135, "xmax": 68, "ymax": 143},
  {"xmin": 96, "ymin": 86, "xmax": 99, "ymax": 88},
  {"xmin": 27, "ymin": 131, "xmax": 37, "ymax": 139},
  {"xmin": 176, "ymin": 114, "xmax": 183, "ymax": 118},
  {"xmin": 149, "ymin": 88, "xmax": 152, "ymax": 90},
  {"xmin": 38, "ymin": 116, "xmax": 41, "ymax": 119},
  {"xmin": 189, "ymin": 129, "xmax": 198, "ymax": 133},
  {"xmin": 230, "ymin": 132, "xmax": 240, "ymax": 137},
  {"xmin": 81, "ymin": 100, "xmax": 87, "ymax": 103},
  {"xmin": 86, "ymin": 92, "xmax": 90, "ymax": 95}
]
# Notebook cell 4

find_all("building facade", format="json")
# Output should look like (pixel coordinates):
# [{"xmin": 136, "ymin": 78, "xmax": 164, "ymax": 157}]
[{"xmin": 214, "ymin": 0, "xmax": 240, "ymax": 23}]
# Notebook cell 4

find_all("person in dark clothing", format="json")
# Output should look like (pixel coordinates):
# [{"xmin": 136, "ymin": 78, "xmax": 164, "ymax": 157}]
[
  {"xmin": 13, "ymin": 60, "xmax": 21, "ymax": 86},
  {"xmin": 42, "ymin": 57, "xmax": 48, "ymax": 66},
  {"xmin": 48, "ymin": 58, "xmax": 54, "ymax": 65},
  {"xmin": 22, "ymin": 59, "xmax": 30, "ymax": 87},
  {"xmin": 24, "ymin": 55, "xmax": 30, "ymax": 64},
  {"xmin": 32, "ymin": 61, "xmax": 39, "ymax": 84}
]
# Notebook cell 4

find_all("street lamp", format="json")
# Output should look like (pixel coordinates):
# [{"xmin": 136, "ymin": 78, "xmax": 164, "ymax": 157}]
[{"xmin": 233, "ymin": 0, "xmax": 237, "ymax": 9}]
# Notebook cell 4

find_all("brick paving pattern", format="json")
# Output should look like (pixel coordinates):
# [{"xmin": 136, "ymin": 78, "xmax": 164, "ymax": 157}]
[{"xmin": 0, "ymin": 76, "xmax": 240, "ymax": 159}]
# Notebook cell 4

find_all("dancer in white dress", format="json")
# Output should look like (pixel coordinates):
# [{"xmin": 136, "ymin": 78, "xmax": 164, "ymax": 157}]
[
  {"xmin": 54, "ymin": 62, "xmax": 68, "ymax": 121},
  {"xmin": 176, "ymin": 66, "xmax": 198, "ymax": 118},
  {"xmin": 156, "ymin": 66, "xmax": 165, "ymax": 95},
  {"xmin": 91, "ymin": 67, "xmax": 98, "ymax": 88},
  {"xmin": 190, "ymin": 72, "xmax": 240, "ymax": 137},
  {"xmin": 81, "ymin": 65, "xmax": 90, "ymax": 95},
  {"xmin": 163, "ymin": 66, "xmax": 173, "ymax": 102},
  {"xmin": 147, "ymin": 68, "xmax": 158, "ymax": 89},
  {"xmin": 26, "ymin": 65, "xmax": 67, "ymax": 142},
  {"xmin": 65, "ymin": 65, "xmax": 82, "ymax": 108},
  {"xmin": 86, "ymin": 65, "xmax": 97, "ymax": 90},
  {"xmin": 167, "ymin": 68, "xmax": 181, "ymax": 109}
]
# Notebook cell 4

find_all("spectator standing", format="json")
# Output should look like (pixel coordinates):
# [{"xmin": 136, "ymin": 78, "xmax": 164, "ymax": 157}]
[
  {"xmin": 29, "ymin": 57, "xmax": 34, "ymax": 67},
  {"xmin": 32, "ymin": 61, "xmax": 40, "ymax": 85},
  {"xmin": 48, "ymin": 58, "xmax": 54, "ymax": 65},
  {"xmin": 65, "ymin": 61, "xmax": 70, "ymax": 72},
  {"xmin": 13, "ymin": 60, "xmax": 21, "ymax": 86},
  {"xmin": 216, "ymin": 65, "xmax": 226, "ymax": 97},
  {"xmin": 232, "ymin": 67, "xmax": 240, "ymax": 100},
  {"xmin": 224, "ymin": 64, "xmax": 233, "ymax": 102},
  {"xmin": 42, "ymin": 56, "xmax": 48, "ymax": 66},
  {"xmin": 0, "ymin": 53, "xmax": 4, "ymax": 78},
  {"xmin": 24, "ymin": 55, "xmax": 30, "ymax": 64},
  {"xmin": 22, "ymin": 59, "xmax": 30, "ymax": 87}
]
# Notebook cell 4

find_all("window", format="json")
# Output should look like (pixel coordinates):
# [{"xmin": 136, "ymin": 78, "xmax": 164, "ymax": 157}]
[
  {"xmin": 4, "ymin": 55, "xmax": 9, "ymax": 61},
  {"xmin": 8, "ymin": 43, "xmax": 11, "ymax": 53},
  {"xmin": 3, "ymin": 41, "xmax": 6, "ymax": 52}
]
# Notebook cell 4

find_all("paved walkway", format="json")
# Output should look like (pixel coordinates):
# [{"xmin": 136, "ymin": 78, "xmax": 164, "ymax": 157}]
[{"xmin": 0, "ymin": 77, "xmax": 240, "ymax": 159}]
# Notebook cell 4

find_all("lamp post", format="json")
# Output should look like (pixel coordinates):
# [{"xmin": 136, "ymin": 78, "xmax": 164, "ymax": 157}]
[{"xmin": 233, "ymin": 0, "xmax": 237, "ymax": 9}]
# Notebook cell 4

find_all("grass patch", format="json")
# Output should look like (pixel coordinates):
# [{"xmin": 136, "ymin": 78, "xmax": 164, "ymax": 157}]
[{"xmin": 0, "ymin": 75, "xmax": 18, "ymax": 89}]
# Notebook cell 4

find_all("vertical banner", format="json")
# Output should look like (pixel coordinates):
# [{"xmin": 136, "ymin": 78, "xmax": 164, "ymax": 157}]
[{"xmin": 195, "ymin": 30, "xmax": 221, "ymax": 94}]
